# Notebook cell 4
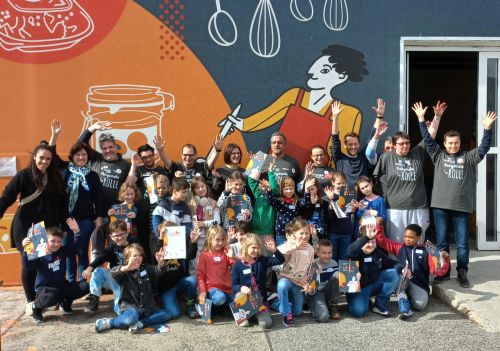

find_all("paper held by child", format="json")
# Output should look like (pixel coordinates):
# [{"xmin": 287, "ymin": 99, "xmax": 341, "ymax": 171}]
[
  {"xmin": 24, "ymin": 221, "xmax": 49, "ymax": 261},
  {"xmin": 245, "ymin": 151, "xmax": 268, "ymax": 181},
  {"xmin": 110, "ymin": 203, "xmax": 132, "ymax": 222},
  {"xmin": 225, "ymin": 194, "xmax": 250, "ymax": 226},
  {"xmin": 339, "ymin": 260, "xmax": 361, "ymax": 293},
  {"xmin": 144, "ymin": 176, "xmax": 158, "ymax": 204},
  {"xmin": 425, "ymin": 240, "xmax": 444, "ymax": 268},
  {"xmin": 196, "ymin": 299, "xmax": 213, "ymax": 323},
  {"xmin": 229, "ymin": 290, "xmax": 266, "ymax": 325},
  {"xmin": 161, "ymin": 226, "xmax": 187, "ymax": 259}
]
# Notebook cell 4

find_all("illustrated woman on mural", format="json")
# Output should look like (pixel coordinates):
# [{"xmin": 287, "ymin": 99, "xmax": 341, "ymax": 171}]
[
  {"xmin": 221, "ymin": 44, "xmax": 369, "ymax": 169},
  {"xmin": 48, "ymin": 120, "xmax": 106, "ymax": 282},
  {"xmin": 0, "ymin": 140, "xmax": 68, "ymax": 310}
]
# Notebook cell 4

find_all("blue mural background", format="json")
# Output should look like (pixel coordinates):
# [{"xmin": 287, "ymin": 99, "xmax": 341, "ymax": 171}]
[{"xmin": 136, "ymin": 0, "xmax": 500, "ymax": 152}]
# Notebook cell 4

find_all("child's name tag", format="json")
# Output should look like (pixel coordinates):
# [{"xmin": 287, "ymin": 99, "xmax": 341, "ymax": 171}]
[
  {"xmin": 243, "ymin": 268, "xmax": 251, "ymax": 274},
  {"xmin": 140, "ymin": 270, "xmax": 147, "ymax": 277},
  {"xmin": 415, "ymin": 249, "xmax": 423, "ymax": 254},
  {"xmin": 302, "ymin": 251, "xmax": 310, "ymax": 256},
  {"xmin": 213, "ymin": 256, "xmax": 221, "ymax": 262},
  {"xmin": 288, "ymin": 204, "xmax": 296, "ymax": 210},
  {"xmin": 364, "ymin": 257, "xmax": 373, "ymax": 263},
  {"xmin": 172, "ymin": 210, "xmax": 180, "ymax": 215}
]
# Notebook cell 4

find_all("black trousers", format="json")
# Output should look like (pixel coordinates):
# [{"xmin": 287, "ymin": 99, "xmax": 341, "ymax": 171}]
[{"xmin": 34, "ymin": 280, "xmax": 89, "ymax": 309}]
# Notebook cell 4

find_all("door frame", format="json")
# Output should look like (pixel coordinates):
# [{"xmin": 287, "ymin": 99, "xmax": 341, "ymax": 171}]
[{"xmin": 400, "ymin": 37, "xmax": 500, "ymax": 250}]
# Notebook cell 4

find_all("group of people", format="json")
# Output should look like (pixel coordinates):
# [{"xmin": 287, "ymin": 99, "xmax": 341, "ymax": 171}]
[{"xmin": 0, "ymin": 98, "xmax": 496, "ymax": 332}]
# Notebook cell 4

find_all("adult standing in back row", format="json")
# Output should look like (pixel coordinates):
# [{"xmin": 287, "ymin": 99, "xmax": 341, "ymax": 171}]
[
  {"xmin": 413, "ymin": 102, "xmax": 497, "ymax": 288},
  {"xmin": 373, "ymin": 101, "xmax": 447, "ymax": 242}
]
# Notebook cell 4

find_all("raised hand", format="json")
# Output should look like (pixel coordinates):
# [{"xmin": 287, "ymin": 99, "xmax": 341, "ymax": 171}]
[
  {"xmin": 190, "ymin": 228, "xmax": 202, "ymax": 243},
  {"xmin": 125, "ymin": 256, "xmax": 142, "ymax": 271},
  {"xmin": 372, "ymin": 98, "xmax": 385, "ymax": 117},
  {"xmin": 304, "ymin": 162, "xmax": 314, "ymax": 177},
  {"xmin": 324, "ymin": 185, "xmax": 335, "ymax": 200},
  {"xmin": 153, "ymin": 135, "xmax": 166, "ymax": 150},
  {"xmin": 213, "ymin": 133, "xmax": 224, "ymax": 151},
  {"xmin": 227, "ymin": 226, "xmax": 236, "ymax": 241},
  {"xmin": 258, "ymin": 179, "xmax": 271, "ymax": 192},
  {"xmin": 433, "ymin": 100, "xmax": 448, "ymax": 118},
  {"xmin": 131, "ymin": 153, "xmax": 142, "ymax": 166},
  {"xmin": 304, "ymin": 177, "xmax": 316, "ymax": 192},
  {"xmin": 268, "ymin": 158, "xmax": 276, "ymax": 172},
  {"xmin": 411, "ymin": 102, "xmax": 428, "ymax": 121},
  {"xmin": 89, "ymin": 120, "xmax": 112, "ymax": 133},
  {"xmin": 51, "ymin": 119, "xmax": 63, "ymax": 135},
  {"xmin": 66, "ymin": 218, "xmax": 80, "ymax": 233},
  {"xmin": 309, "ymin": 224, "xmax": 318, "ymax": 240},
  {"xmin": 483, "ymin": 111, "xmax": 497, "ymax": 130},
  {"xmin": 155, "ymin": 247, "xmax": 166, "ymax": 266},
  {"xmin": 265, "ymin": 236, "xmax": 276, "ymax": 253},
  {"xmin": 375, "ymin": 120, "xmax": 389, "ymax": 138},
  {"xmin": 331, "ymin": 100, "xmax": 344, "ymax": 117},
  {"xmin": 225, "ymin": 179, "xmax": 233, "ymax": 192}
]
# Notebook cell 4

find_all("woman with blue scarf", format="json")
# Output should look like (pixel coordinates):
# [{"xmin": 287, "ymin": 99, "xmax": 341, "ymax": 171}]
[{"xmin": 50, "ymin": 120, "xmax": 105, "ymax": 282}]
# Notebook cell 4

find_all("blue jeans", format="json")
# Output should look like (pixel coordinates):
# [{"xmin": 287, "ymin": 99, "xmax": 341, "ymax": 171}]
[
  {"xmin": 90, "ymin": 267, "xmax": 121, "ymax": 314},
  {"xmin": 327, "ymin": 233, "xmax": 352, "ymax": 261},
  {"xmin": 207, "ymin": 288, "xmax": 234, "ymax": 306},
  {"xmin": 346, "ymin": 268, "xmax": 400, "ymax": 318},
  {"xmin": 111, "ymin": 307, "xmax": 171, "ymax": 329},
  {"xmin": 161, "ymin": 275, "xmax": 197, "ymax": 319},
  {"xmin": 65, "ymin": 218, "xmax": 95, "ymax": 282},
  {"xmin": 272, "ymin": 278, "xmax": 304, "ymax": 316},
  {"xmin": 433, "ymin": 208, "xmax": 470, "ymax": 271}
]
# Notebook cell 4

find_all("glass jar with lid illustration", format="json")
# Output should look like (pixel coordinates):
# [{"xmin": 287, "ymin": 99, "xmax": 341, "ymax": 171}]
[{"xmin": 81, "ymin": 84, "xmax": 175, "ymax": 158}]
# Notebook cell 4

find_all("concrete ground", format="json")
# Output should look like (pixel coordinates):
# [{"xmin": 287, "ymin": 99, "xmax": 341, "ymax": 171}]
[{"xmin": 2, "ymin": 247, "xmax": 500, "ymax": 351}]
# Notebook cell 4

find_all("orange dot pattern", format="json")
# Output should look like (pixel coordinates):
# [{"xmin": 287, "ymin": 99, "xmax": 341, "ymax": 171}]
[{"xmin": 158, "ymin": 0, "xmax": 186, "ymax": 61}]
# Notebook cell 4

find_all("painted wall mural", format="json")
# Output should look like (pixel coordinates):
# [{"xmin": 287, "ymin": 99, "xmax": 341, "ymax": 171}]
[{"xmin": 3, "ymin": 0, "xmax": 500, "ymax": 284}]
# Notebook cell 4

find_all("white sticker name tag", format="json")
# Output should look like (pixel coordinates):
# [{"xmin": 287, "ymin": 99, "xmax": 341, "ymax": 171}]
[
  {"xmin": 288, "ymin": 204, "xmax": 296, "ymax": 210},
  {"xmin": 140, "ymin": 270, "xmax": 147, "ymax": 277},
  {"xmin": 415, "ymin": 249, "xmax": 423, "ymax": 254},
  {"xmin": 364, "ymin": 257, "xmax": 373, "ymax": 263},
  {"xmin": 243, "ymin": 268, "xmax": 251, "ymax": 274},
  {"xmin": 172, "ymin": 210, "xmax": 180, "ymax": 215},
  {"xmin": 213, "ymin": 256, "xmax": 221, "ymax": 262}
]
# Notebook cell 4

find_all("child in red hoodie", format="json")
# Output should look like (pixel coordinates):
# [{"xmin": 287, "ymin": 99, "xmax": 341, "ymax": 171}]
[
  {"xmin": 197, "ymin": 225, "xmax": 235, "ymax": 313},
  {"xmin": 371, "ymin": 223, "xmax": 450, "ymax": 319}
]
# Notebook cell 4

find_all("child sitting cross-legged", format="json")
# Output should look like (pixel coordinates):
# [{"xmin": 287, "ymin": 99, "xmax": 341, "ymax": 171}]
[
  {"xmin": 305, "ymin": 239, "xmax": 341, "ymax": 322},
  {"xmin": 95, "ymin": 244, "xmax": 169, "ymax": 333},
  {"xmin": 371, "ymin": 223, "xmax": 450, "ymax": 319},
  {"xmin": 231, "ymin": 234, "xmax": 285, "ymax": 328},
  {"xmin": 22, "ymin": 225, "xmax": 89, "ymax": 323},
  {"xmin": 81, "ymin": 220, "xmax": 129, "ymax": 314},
  {"xmin": 346, "ymin": 228, "xmax": 402, "ymax": 318}
]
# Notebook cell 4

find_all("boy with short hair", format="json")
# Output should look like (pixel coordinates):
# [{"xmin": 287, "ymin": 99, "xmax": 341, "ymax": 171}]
[
  {"xmin": 22, "ymin": 226, "xmax": 89, "ymax": 323},
  {"xmin": 152, "ymin": 177, "xmax": 192, "ymax": 239},
  {"xmin": 229, "ymin": 220, "xmax": 252, "ymax": 258},
  {"xmin": 372, "ymin": 223, "xmax": 450, "ymax": 319},
  {"xmin": 81, "ymin": 220, "xmax": 130, "ymax": 313},
  {"xmin": 306, "ymin": 239, "xmax": 340, "ymax": 322}
]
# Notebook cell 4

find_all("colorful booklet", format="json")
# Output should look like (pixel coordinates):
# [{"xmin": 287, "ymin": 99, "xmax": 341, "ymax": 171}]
[
  {"xmin": 161, "ymin": 226, "xmax": 187, "ymax": 259},
  {"xmin": 24, "ymin": 221, "xmax": 49, "ymax": 261},
  {"xmin": 338, "ymin": 185, "xmax": 357, "ymax": 215},
  {"xmin": 110, "ymin": 203, "xmax": 132, "ymax": 222},
  {"xmin": 306, "ymin": 260, "xmax": 321, "ymax": 291},
  {"xmin": 144, "ymin": 175, "xmax": 158, "ymax": 204},
  {"xmin": 338, "ymin": 259, "xmax": 361, "ymax": 293},
  {"xmin": 230, "ymin": 290, "xmax": 266, "ymax": 325},
  {"xmin": 196, "ymin": 299, "xmax": 213, "ymax": 323},
  {"xmin": 226, "ymin": 194, "xmax": 250, "ymax": 226},
  {"xmin": 245, "ymin": 151, "xmax": 268, "ymax": 180},
  {"xmin": 425, "ymin": 240, "xmax": 443, "ymax": 268}
]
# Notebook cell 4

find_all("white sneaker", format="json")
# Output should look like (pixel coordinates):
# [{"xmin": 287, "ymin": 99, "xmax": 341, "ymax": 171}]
[{"xmin": 26, "ymin": 301, "xmax": 34, "ymax": 316}]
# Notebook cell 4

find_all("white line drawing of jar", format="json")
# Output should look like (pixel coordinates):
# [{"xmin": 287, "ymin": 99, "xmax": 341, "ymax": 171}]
[
  {"xmin": 0, "ymin": 0, "xmax": 94, "ymax": 53},
  {"xmin": 81, "ymin": 84, "xmax": 175, "ymax": 159}
]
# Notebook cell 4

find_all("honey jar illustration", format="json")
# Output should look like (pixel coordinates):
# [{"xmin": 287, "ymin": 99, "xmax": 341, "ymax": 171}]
[{"xmin": 81, "ymin": 84, "xmax": 175, "ymax": 158}]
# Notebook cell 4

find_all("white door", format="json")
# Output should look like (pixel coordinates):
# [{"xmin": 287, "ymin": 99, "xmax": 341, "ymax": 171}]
[{"xmin": 477, "ymin": 52, "xmax": 500, "ymax": 250}]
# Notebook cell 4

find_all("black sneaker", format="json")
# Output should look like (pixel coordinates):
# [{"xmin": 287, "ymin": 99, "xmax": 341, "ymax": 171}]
[
  {"xmin": 32, "ymin": 307, "xmax": 44, "ymax": 324},
  {"xmin": 457, "ymin": 269, "xmax": 471, "ymax": 288},
  {"xmin": 84, "ymin": 294, "xmax": 100, "ymax": 313},
  {"xmin": 185, "ymin": 299, "xmax": 198, "ymax": 319},
  {"xmin": 283, "ymin": 313, "xmax": 294, "ymax": 327},
  {"xmin": 372, "ymin": 300, "xmax": 391, "ymax": 317},
  {"xmin": 59, "ymin": 300, "xmax": 73, "ymax": 315}
]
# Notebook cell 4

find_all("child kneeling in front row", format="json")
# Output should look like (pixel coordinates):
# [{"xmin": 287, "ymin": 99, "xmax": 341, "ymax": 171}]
[
  {"xmin": 372, "ymin": 223, "xmax": 450, "ymax": 319},
  {"xmin": 23, "ymin": 226, "xmax": 89, "ymax": 323},
  {"xmin": 272, "ymin": 218, "xmax": 315, "ymax": 327},
  {"xmin": 95, "ymin": 244, "xmax": 169, "ymax": 333},
  {"xmin": 306, "ymin": 239, "xmax": 341, "ymax": 322},
  {"xmin": 197, "ymin": 225, "xmax": 235, "ymax": 319},
  {"xmin": 231, "ymin": 234, "xmax": 285, "ymax": 328}
]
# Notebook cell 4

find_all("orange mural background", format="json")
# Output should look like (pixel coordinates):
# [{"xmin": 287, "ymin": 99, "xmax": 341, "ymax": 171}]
[{"xmin": 0, "ymin": 1, "xmax": 247, "ymax": 285}]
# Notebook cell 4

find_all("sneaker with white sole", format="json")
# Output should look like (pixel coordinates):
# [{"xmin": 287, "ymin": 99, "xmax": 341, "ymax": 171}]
[
  {"xmin": 372, "ymin": 300, "xmax": 391, "ymax": 317},
  {"xmin": 398, "ymin": 297, "xmax": 413, "ymax": 320},
  {"xmin": 95, "ymin": 318, "xmax": 113, "ymax": 332},
  {"xmin": 128, "ymin": 321, "xmax": 144, "ymax": 334},
  {"xmin": 26, "ymin": 301, "xmax": 34, "ymax": 317},
  {"xmin": 283, "ymin": 313, "xmax": 294, "ymax": 327}
]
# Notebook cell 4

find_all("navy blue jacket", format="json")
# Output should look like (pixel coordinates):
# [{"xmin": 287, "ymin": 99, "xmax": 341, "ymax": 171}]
[
  {"xmin": 397, "ymin": 245, "xmax": 430, "ymax": 293},
  {"xmin": 347, "ymin": 236, "xmax": 402, "ymax": 288},
  {"xmin": 231, "ymin": 250, "xmax": 285, "ymax": 303},
  {"xmin": 25, "ymin": 246, "xmax": 71, "ymax": 290}
]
